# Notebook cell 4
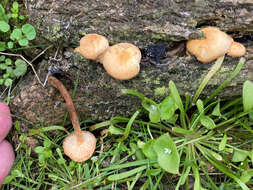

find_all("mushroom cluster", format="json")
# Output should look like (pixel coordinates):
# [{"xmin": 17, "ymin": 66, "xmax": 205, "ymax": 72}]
[
  {"xmin": 75, "ymin": 34, "xmax": 142, "ymax": 80},
  {"xmin": 0, "ymin": 103, "xmax": 15, "ymax": 188},
  {"xmin": 186, "ymin": 27, "xmax": 246, "ymax": 63}
]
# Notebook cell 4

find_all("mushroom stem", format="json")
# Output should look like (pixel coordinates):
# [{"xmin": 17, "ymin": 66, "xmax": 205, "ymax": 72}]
[{"xmin": 48, "ymin": 76, "xmax": 83, "ymax": 144}]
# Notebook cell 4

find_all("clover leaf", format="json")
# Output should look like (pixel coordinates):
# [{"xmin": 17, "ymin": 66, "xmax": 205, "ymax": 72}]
[
  {"xmin": 13, "ymin": 60, "xmax": 27, "ymax": 77},
  {"xmin": 22, "ymin": 24, "xmax": 36, "ymax": 40},
  {"xmin": 10, "ymin": 28, "xmax": 22, "ymax": 40},
  {"xmin": 0, "ymin": 21, "xmax": 10, "ymax": 32}
]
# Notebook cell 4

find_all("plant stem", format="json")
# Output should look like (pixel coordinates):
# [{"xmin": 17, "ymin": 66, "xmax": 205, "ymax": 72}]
[{"xmin": 48, "ymin": 76, "xmax": 83, "ymax": 144}]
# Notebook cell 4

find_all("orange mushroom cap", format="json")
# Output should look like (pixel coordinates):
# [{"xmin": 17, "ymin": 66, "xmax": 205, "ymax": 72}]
[
  {"xmin": 74, "ymin": 33, "xmax": 109, "ymax": 60},
  {"xmin": 227, "ymin": 41, "xmax": 246, "ymax": 58},
  {"xmin": 100, "ymin": 43, "xmax": 141, "ymax": 80},
  {"xmin": 186, "ymin": 27, "xmax": 233, "ymax": 63},
  {"xmin": 63, "ymin": 131, "xmax": 97, "ymax": 162}
]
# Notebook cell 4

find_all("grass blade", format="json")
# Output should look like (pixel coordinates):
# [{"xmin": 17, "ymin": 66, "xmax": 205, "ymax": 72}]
[
  {"xmin": 204, "ymin": 58, "xmax": 245, "ymax": 104},
  {"xmin": 107, "ymin": 166, "xmax": 147, "ymax": 181},
  {"xmin": 193, "ymin": 56, "xmax": 224, "ymax": 103}
]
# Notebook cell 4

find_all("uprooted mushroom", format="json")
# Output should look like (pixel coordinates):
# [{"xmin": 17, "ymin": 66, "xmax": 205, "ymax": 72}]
[{"xmin": 48, "ymin": 76, "xmax": 96, "ymax": 162}]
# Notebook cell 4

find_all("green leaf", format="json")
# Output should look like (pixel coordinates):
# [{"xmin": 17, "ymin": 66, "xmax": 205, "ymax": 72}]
[
  {"xmin": 172, "ymin": 127, "xmax": 192, "ymax": 135},
  {"xmin": 108, "ymin": 125, "xmax": 124, "ymax": 135},
  {"xmin": 200, "ymin": 115, "xmax": 216, "ymax": 129},
  {"xmin": 240, "ymin": 169, "xmax": 253, "ymax": 183},
  {"xmin": 153, "ymin": 133, "xmax": 180, "ymax": 174},
  {"xmin": 11, "ymin": 13, "xmax": 18, "ymax": 19},
  {"xmin": 218, "ymin": 133, "xmax": 227, "ymax": 151},
  {"xmin": 0, "ymin": 64, "xmax": 7, "ymax": 70},
  {"xmin": 0, "ymin": 42, "xmax": 6, "ymax": 51},
  {"xmin": 243, "ymin": 80, "xmax": 253, "ymax": 112},
  {"xmin": 3, "ymin": 73, "xmax": 9, "ymax": 79},
  {"xmin": 192, "ymin": 165, "xmax": 201, "ymax": 190},
  {"xmin": 142, "ymin": 139, "xmax": 157, "ymax": 159},
  {"xmin": 0, "ymin": 55, "xmax": 5, "ymax": 62},
  {"xmin": 212, "ymin": 102, "xmax": 222, "ymax": 117},
  {"xmin": 0, "ymin": 4, "xmax": 5, "ymax": 16},
  {"xmin": 196, "ymin": 99, "xmax": 204, "ymax": 113},
  {"xmin": 13, "ymin": 60, "xmax": 27, "ymax": 77},
  {"xmin": 22, "ymin": 24, "xmax": 36, "ymax": 40},
  {"xmin": 5, "ymin": 58, "xmax": 11, "ymax": 65},
  {"xmin": 12, "ymin": 2, "xmax": 19, "ymax": 11},
  {"xmin": 7, "ymin": 41, "xmax": 13, "ymax": 49},
  {"xmin": 121, "ymin": 110, "xmax": 140, "ymax": 141},
  {"xmin": 19, "ymin": 15, "xmax": 25, "ymax": 20},
  {"xmin": 34, "ymin": 146, "xmax": 45, "ymax": 154},
  {"xmin": 232, "ymin": 149, "xmax": 249, "ymax": 162},
  {"xmin": 4, "ymin": 78, "xmax": 12, "ymax": 87},
  {"xmin": 6, "ymin": 67, "xmax": 14, "ymax": 76},
  {"xmin": 38, "ymin": 154, "xmax": 45, "ymax": 163},
  {"xmin": 148, "ymin": 105, "xmax": 160, "ymax": 123},
  {"xmin": 169, "ymin": 81, "xmax": 186, "ymax": 128},
  {"xmin": 18, "ymin": 38, "xmax": 28, "ymax": 46},
  {"xmin": 10, "ymin": 28, "xmax": 22, "ymax": 40},
  {"xmin": 160, "ymin": 96, "xmax": 178, "ymax": 121},
  {"xmin": 169, "ymin": 81, "xmax": 184, "ymax": 113},
  {"xmin": 146, "ymin": 168, "xmax": 161, "ymax": 176},
  {"xmin": 43, "ymin": 140, "xmax": 51, "ymax": 148},
  {"xmin": 44, "ymin": 150, "xmax": 52, "ymax": 158},
  {"xmin": 141, "ymin": 99, "xmax": 160, "ymax": 123},
  {"xmin": 0, "ymin": 21, "xmax": 10, "ymax": 32}
]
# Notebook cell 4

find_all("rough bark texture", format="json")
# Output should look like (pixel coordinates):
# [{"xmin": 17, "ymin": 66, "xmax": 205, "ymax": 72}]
[{"xmin": 11, "ymin": 0, "xmax": 253, "ymax": 125}]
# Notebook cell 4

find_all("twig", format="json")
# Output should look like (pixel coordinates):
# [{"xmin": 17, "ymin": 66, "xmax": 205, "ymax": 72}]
[
  {"xmin": 54, "ymin": 46, "xmax": 60, "ymax": 59},
  {"xmin": 0, "ymin": 45, "xmax": 52, "ymax": 87},
  {"xmin": 31, "ymin": 45, "xmax": 53, "ymax": 63}
]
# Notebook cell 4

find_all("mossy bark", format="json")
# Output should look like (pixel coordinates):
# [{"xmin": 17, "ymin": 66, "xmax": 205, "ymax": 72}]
[{"xmin": 11, "ymin": 0, "xmax": 253, "ymax": 125}]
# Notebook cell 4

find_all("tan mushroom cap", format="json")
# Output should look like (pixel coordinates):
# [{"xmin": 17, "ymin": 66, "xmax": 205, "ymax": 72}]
[
  {"xmin": 227, "ymin": 41, "xmax": 246, "ymax": 58},
  {"xmin": 186, "ymin": 27, "xmax": 233, "ymax": 63},
  {"xmin": 63, "ymin": 131, "xmax": 97, "ymax": 162},
  {"xmin": 101, "ymin": 43, "xmax": 141, "ymax": 80},
  {"xmin": 74, "ymin": 33, "xmax": 109, "ymax": 60}
]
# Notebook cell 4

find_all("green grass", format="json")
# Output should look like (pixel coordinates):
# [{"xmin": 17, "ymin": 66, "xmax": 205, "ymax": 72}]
[{"xmin": 2, "ymin": 58, "xmax": 253, "ymax": 189}]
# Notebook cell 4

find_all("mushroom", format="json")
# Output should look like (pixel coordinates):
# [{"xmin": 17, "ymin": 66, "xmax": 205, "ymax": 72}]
[
  {"xmin": 100, "ymin": 43, "xmax": 142, "ymax": 80},
  {"xmin": 48, "ymin": 76, "xmax": 96, "ymax": 162},
  {"xmin": 227, "ymin": 41, "xmax": 246, "ymax": 58},
  {"xmin": 186, "ymin": 27, "xmax": 246, "ymax": 63},
  {"xmin": 74, "ymin": 33, "xmax": 109, "ymax": 61},
  {"xmin": 0, "ymin": 102, "xmax": 12, "ymax": 143},
  {"xmin": 0, "ymin": 140, "xmax": 15, "ymax": 188}
]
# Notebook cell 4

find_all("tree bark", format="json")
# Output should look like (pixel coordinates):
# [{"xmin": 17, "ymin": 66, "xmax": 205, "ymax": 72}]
[{"xmin": 11, "ymin": 0, "xmax": 253, "ymax": 125}]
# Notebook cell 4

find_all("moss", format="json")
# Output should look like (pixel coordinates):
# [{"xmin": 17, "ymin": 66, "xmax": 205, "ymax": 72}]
[
  {"xmin": 154, "ymin": 79, "xmax": 161, "ymax": 85},
  {"xmin": 154, "ymin": 86, "xmax": 169, "ymax": 97}
]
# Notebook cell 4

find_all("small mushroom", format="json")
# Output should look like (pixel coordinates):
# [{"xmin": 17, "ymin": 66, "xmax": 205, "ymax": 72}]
[
  {"xmin": 186, "ymin": 27, "xmax": 246, "ymax": 63},
  {"xmin": 74, "ymin": 33, "xmax": 109, "ymax": 61},
  {"xmin": 227, "ymin": 41, "xmax": 246, "ymax": 58},
  {"xmin": 0, "ymin": 102, "xmax": 12, "ymax": 143},
  {"xmin": 48, "ymin": 76, "xmax": 96, "ymax": 162},
  {"xmin": 100, "ymin": 43, "xmax": 142, "ymax": 80}
]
